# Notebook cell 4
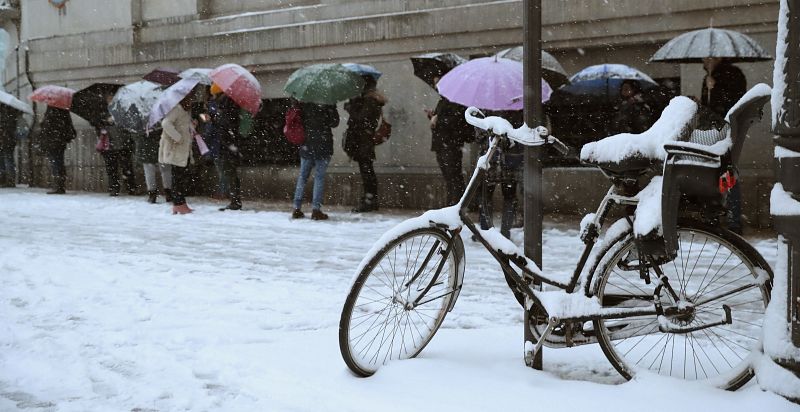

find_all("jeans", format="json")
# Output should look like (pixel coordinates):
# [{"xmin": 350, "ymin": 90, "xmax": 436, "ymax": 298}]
[
  {"xmin": 47, "ymin": 150, "xmax": 66, "ymax": 179},
  {"xmin": 293, "ymin": 156, "xmax": 330, "ymax": 210},
  {"xmin": 214, "ymin": 157, "xmax": 228, "ymax": 195}
]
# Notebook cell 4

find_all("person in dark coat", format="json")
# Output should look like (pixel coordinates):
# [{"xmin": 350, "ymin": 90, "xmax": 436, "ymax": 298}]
[
  {"xmin": 37, "ymin": 106, "xmax": 76, "ymax": 194},
  {"xmin": 96, "ymin": 100, "xmax": 138, "ymax": 197},
  {"xmin": 291, "ymin": 100, "xmax": 340, "ymax": 220},
  {"xmin": 611, "ymin": 80, "xmax": 653, "ymax": 135},
  {"xmin": 477, "ymin": 110, "xmax": 523, "ymax": 239},
  {"xmin": 203, "ymin": 93, "xmax": 228, "ymax": 201},
  {"xmin": 701, "ymin": 57, "xmax": 747, "ymax": 121},
  {"xmin": 0, "ymin": 105, "xmax": 21, "ymax": 187},
  {"xmin": 343, "ymin": 76, "xmax": 387, "ymax": 212},
  {"xmin": 700, "ymin": 57, "xmax": 747, "ymax": 234},
  {"xmin": 429, "ymin": 93, "xmax": 472, "ymax": 206},
  {"xmin": 214, "ymin": 92, "xmax": 244, "ymax": 211}
]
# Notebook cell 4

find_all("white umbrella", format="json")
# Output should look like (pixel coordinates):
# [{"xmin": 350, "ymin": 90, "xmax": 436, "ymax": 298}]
[
  {"xmin": 651, "ymin": 28, "xmax": 772, "ymax": 63},
  {"xmin": 179, "ymin": 68, "xmax": 213, "ymax": 85},
  {"xmin": 0, "ymin": 90, "xmax": 33, "ymax": 114},
  {"xmin": 147, "ymin": 78, "xmax": 200, "ymax": 129},
  {"xmin": 109, "ymin": 80, "xmax": 163, "ymax": 133}
]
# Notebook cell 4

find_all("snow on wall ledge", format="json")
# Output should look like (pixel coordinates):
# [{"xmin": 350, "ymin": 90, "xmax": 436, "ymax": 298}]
[
  {"xmin": 770, "ymin": 183, "xmax": 800, "ymax": 216},
  {"xmin": 757, "ymin": 236, "xmax": 800, "ymax": 399},
  {"xmin": 580, "ymin": 96, "xmax": 697, "ymax": 164}
]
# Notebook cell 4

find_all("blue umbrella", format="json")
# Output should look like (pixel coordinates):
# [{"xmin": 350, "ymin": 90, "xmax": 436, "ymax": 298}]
[
  {"xmin": 564, "ymin": 64, "xmax": 657, "ymax": 98},
  {"xmin": 147, "ymin": 78, "xmax": 200, "ymax": 129},
  {"xmin": 342, "ymin": 63, "xmax": 382, "ymax": 80}
]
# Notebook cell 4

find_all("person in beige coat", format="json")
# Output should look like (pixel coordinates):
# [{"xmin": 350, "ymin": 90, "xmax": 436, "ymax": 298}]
[{"xmin": 159, "ymin": 98, "xmax": 194, "ymax": 214}]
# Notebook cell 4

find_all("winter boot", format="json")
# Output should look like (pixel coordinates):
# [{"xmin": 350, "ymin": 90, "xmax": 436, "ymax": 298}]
[
  {"xmin": 147, "ymin": 191, "xmax": 158, "ymax": 204},
  {"xmin": 220, "ymin": 195, "xmax": 242, "ymax": 211},
  {"xmin": 46, "ymin": 176, "xmax": 66, "ymax": 195},
  {"xmin": 311, "ymin": 209, "xmax": 329, "ymax": 221},
  {"xmin": 163, "ymin": 188, "xmax": 174, "ymax": 203},
  {"xmin": 351, "ymin": 193, "xmax": 378, "ymax": 213},
  {"xmin": 291, "ymin": 209, "xmax": 305, "ymax": 219}
]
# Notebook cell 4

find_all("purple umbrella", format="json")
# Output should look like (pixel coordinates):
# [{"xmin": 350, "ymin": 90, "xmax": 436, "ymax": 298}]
[
  {"xmin": 147, "ymin": 78, "xmax": 200, "ymax": 129},
  {"xmin": 436, "ymin": 57, "xmax": 551, "ymax": 111}
]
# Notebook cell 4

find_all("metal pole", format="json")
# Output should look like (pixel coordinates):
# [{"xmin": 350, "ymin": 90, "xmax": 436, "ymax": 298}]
[
  {"xmin": 763, "ymin": 0, "xmax": 800, "ymax": 403},
  {"xmin": 522, "ymin": 0, "xmax": 544, "ymax": 370}
]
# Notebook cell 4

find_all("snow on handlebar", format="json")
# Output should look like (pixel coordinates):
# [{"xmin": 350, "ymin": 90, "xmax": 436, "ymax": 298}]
[{"xmin": 464, "ymin": 107, "xmax": 569, "ymax": 155}]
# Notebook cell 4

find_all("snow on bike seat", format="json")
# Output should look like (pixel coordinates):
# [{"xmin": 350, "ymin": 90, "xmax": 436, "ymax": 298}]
[{"xmin": 580, "ymin": 96, "xmax": 698, "ymax": 170}]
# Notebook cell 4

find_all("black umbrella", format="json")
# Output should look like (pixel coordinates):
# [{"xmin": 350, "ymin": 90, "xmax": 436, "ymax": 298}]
[
  {"xmin": 142, "ymin": 67, "xmax": 181, "ymax": 86},
  {"xmin": 650, "ymin": 28, "xmax": 772, "ymax": 63},
  {"xmin": 410, "ymin": 52, "xmax": 467, "ymax": 88},
  {"xmin": 71, "ymin": 83, "xmax": 123, "ymax": 126}
]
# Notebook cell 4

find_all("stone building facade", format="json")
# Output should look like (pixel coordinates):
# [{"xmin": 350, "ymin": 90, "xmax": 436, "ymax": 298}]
[{"xmin": 0, "ymin": 0, "xmax": 781, "ymax": 226}]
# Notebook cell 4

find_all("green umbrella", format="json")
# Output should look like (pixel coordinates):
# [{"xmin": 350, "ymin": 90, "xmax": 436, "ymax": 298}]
[{"xmin": 284, "ymin": 64, "xmax": 365, "ymax": 105}]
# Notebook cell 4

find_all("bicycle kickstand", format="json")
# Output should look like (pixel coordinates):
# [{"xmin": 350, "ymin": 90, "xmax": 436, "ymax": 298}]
[{"xmin": 524, "ymin": 317, "xmax": 559, "ymax": 368}]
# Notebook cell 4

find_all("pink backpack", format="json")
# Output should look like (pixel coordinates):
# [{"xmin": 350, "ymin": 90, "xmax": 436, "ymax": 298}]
[{"xmin": 283, "ymin": 106, "xmax": 305, "ymax": 146}]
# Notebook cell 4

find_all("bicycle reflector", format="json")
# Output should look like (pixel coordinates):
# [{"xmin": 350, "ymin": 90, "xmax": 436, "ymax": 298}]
[{"xmin": 719, "ymin": 170, "xmax": 737, "ymax": 194}]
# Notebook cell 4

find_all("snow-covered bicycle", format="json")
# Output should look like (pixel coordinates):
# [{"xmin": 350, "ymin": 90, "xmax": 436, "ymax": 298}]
[{"xmin": 339, "ymin": 85, "xmax": 774, "ymax": 390}]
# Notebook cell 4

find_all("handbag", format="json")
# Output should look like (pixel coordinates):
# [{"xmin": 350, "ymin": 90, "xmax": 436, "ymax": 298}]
[
  {"xmin": 371, "ymin": 115, "xmax": 392, "ymax": 145},
  {"xmin": 95, "ymin": 129, "xmax": 110, "ymax": 152},
  {"xmin": 193, "ymin": 129, "xmax": 210, "ymax": 156}
]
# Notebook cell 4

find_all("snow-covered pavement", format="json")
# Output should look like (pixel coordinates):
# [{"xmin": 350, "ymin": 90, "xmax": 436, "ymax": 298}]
[{"xmin": 0, "ymin": 188, "xmax": 795, "ymax": 411}]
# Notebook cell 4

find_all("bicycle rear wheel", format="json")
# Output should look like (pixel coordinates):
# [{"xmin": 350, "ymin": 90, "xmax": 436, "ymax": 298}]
[
  {"xmin": 339, "ymin": 227, "xmax": 465, "ymax": 376},
  {"xmin": 592, "ymin": 219, "xmax": 771, "ymax": 390}
]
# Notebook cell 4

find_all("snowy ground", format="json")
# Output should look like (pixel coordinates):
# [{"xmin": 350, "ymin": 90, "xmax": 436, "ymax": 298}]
[{"xmin": 0, "ymin": 188, "xmax": 795, "ymax": 412}]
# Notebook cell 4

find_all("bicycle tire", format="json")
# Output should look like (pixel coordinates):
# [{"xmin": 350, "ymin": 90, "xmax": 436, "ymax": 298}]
[
  {"xmin": 339, "ymin": 227, "xmax": 465, "ymax": 377},
  {"xmin": 591, "ymin": 219, "xmax": 771, "ymax": 390}
]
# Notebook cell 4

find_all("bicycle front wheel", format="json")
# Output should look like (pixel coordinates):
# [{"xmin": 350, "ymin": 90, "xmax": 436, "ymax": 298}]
[
  {"xmin": 339, "ymin": 227, "xmax": 465, "ymax": 377},
  {"xmin": 592, "ymin": 219, "xmax": 771, "ymax": 390}
]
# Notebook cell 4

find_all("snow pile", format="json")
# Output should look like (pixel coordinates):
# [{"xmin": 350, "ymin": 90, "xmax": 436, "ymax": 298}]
[
  {"xmin": 770, "ymin": 184, "xmax": 800, "ymax": 216},
  {"xmin": 580, "ymin": 96, "xmax": 697, "ymax": 164}
]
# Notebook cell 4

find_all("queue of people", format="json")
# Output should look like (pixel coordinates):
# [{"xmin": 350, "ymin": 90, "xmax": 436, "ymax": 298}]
[{"xmin": 0, "ymin": 53, "xmax": 751, "ymax": 229}]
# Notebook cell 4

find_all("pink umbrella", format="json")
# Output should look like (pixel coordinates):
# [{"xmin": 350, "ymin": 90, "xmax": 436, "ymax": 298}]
[
  {"xmin": 209, "ymin": 64, "xmax": 262, "ymax": 115},
  {"xmin": 436, "ymin": 57, "xmax": 551, "ymax": 111},
  {"xmin": 29, "ymin": 85, "xmax": 75, "ymax": 110}
]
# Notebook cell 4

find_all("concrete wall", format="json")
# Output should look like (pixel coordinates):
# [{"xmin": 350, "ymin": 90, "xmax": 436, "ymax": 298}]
[
  {"xmin": 0, "ymin": 0, "xmax": 784, "ymax": 228},
  {"xmin": 21, "ymin": 0, "xmax": 132, "ymax": 39}
]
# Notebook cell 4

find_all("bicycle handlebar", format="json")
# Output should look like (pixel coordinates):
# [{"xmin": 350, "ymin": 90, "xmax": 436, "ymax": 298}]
[{"xmin": 464, "ymin": 107, "xmax": 569, "ymax": 156}]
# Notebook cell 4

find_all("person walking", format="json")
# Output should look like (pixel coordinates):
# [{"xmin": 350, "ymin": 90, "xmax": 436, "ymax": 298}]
[
  {"xmin": 343, "ymin": 75, "xmax": 387, "ymax": 213},
  {"xmin": 37, "ymin": 106, "xmax": 76, "ymax": 194},
  {"xmin": 0, "ymin": 105, "xmax": 21, "ymax": 187},
  {"xmin": 134, "ymin": 126, "xmax": 173, "ymax": 203},
  {"xmin": 291, "ymin": 100, "xmax": 339, "ymax": 220},
  {"xmin": 700, "ymin": 57, "xmax": 747, "ymax": 234},
  {"xmin": 428, "ymin": 94, "xmax": 472, "ymax": 206},
  {"xmin": 213, "ymin": 86, "xmax": 244, "ymax": 211},
  {"xmin": 159, "ymin": 97, "xmax": 195, "ymax": 214}
]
